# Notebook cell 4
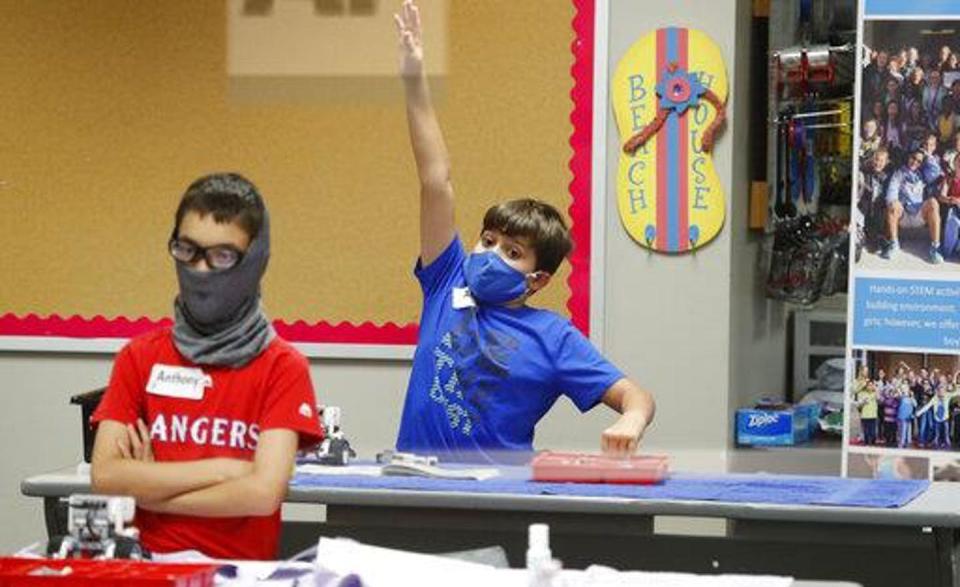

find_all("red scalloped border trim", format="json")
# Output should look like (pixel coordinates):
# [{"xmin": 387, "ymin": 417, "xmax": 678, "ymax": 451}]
[
  {"xmin": 567, "ymin": 0, "xmax": 594, "ymax": 336},
  {"xmin": 274, "ymin": 319, "xmax": 418, "ymax": 345},
  {"xmin": 0, "ymin": 313, "xmax": 174, "ymax": 339},
  {"xmin": 0, "ymin": 313, "xmax": 419, "ymax": 345},
  {"xmin": 1, "ymin": 3, "xmax": 594, "ymax": 347}
]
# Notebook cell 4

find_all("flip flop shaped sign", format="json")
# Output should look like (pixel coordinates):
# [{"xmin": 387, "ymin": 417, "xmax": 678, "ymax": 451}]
[{"xmin": 612, "ymin": 27, "xmax": 729, "ymax": 253}]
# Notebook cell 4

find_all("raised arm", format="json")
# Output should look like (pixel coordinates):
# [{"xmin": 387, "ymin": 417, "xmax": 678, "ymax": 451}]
[
  {"xmin": 395, "ymin": 0, "xmax": 455, "ymax": 266},
  {"xmin": 91, "ymin": 420, "xmax": 252, "ymax": 503}
]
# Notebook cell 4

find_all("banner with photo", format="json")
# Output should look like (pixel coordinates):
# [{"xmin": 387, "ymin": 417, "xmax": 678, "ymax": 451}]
[{"xmin": 845, "ymin": 0, "xmax": 960, "ymax": 482}]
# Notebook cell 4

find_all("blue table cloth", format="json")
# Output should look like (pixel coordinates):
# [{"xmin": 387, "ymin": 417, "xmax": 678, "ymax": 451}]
[{"xmin": 292, "ymin": 466, "xmax": 928, "ymax": 509}]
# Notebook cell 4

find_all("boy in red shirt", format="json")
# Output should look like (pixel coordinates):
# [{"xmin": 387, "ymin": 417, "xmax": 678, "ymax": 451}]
[{"xmin": 91, "ymin": 173, "xmax": 323, "ymax": 560}]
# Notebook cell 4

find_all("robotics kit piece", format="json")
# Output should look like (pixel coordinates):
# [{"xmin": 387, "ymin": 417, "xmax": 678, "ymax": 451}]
[{"xmin": 46, "ymin": 494, "xmax": 149, "ymax": 560}]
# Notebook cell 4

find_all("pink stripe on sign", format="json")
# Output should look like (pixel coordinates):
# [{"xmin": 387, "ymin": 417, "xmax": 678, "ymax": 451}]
[
  {"xmin": 677, "ymin": 28, "xmax": 689, "ymax": 251},
  {"xmin": 655, "ymin": 29, "xmax": 668, "ymax": 251}
]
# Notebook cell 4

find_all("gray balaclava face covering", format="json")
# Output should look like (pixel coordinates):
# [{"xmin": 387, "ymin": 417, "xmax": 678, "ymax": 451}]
[{"xmin": 172, "ymin": 173, "xmax": 276, "ymax": 367}]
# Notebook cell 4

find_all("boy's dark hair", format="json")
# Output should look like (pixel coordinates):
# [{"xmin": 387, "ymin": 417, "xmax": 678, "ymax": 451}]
[
  {"xmin": 481, "ymin": 198, "xmax": 573, "ymax": 274},
  {"xmin": 174, "ymin": 173, "xmax": 264, "ymax": 239}
]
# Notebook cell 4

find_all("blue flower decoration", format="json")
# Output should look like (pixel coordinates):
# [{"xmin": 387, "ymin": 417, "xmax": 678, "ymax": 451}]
[{"xmin": 655, "ymin": 67, "xmax": 706, "ymax": 115}]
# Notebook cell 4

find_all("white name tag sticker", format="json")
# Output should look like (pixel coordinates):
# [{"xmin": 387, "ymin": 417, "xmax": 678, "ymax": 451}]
[
  {"xmin": 146, "ymin": 365, "xmax": 213, "ymax": 400},
  {"xmin": 452, "ymin": 287, "xmax": 476, "ymax": 309}
]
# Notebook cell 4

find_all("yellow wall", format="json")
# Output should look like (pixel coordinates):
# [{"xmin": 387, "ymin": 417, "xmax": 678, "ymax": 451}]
[{"xmin": 0, "ymin": 0, "xmax": 574, "ymax": 325}]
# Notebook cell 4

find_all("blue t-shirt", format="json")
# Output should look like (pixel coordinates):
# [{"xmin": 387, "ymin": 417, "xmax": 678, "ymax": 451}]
[
  {"xmin": 896, "ymin": 396, "xmax": 915, "ymax": 421},
  {"xmin": 396, "ymin": 237, "xmax": 624, "ymax": 462},
  {"xmin": 885, "ymin": 166, "xmax": 927, "ymax": 214}
]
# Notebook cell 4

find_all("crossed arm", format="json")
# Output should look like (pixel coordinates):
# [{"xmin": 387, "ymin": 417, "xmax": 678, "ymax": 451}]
[{"xmin": 91, "ymin": 420, "xmax": 297, "ymax": 517}]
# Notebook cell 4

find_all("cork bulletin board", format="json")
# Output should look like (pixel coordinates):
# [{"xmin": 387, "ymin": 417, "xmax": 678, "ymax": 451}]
[{"xmin": 0, "ymin": 0, "xmax": 597, "ymax": 357}]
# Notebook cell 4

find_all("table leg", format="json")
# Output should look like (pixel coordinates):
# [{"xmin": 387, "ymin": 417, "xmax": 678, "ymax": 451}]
[
  {"xmin": 43, "ymin": 497, "xmax": 68, "ymax": 541},
  {"xmin": 933, "ymin": 527, "xmax": 960, "ymax": 587}
]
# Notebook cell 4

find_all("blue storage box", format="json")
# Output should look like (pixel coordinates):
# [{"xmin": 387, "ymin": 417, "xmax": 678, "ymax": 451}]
[
  {"xmin": 736, "ymin": 405, "xmax": 813, "ymax": 446},
  {"xmin": 794, "ymin": 402, "xmax": 821, "ymax": 438}
]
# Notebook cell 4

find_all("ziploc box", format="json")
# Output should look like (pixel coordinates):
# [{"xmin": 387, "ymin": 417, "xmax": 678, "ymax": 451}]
[
  {"xmin": 736, "ymin": 405, "xmax": 811, "ymax": 446},
  {"xmin": 794, "ymin": 402, "xmax": 821, "ymax": 438}
]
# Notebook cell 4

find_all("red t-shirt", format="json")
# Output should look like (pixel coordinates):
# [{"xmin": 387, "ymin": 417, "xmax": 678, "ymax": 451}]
[
  {"xmin": 91, "ymin": 328, "xmax": 324, "ymax": 560},
  {"xmin": 947, "ymin": 175, "xmax": 960, "ymax": 201}
]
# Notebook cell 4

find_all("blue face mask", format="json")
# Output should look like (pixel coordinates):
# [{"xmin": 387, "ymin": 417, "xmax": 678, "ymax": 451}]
[{"xmin": 463, "ymin": 251, "xmax": 530, "ymax": 305}]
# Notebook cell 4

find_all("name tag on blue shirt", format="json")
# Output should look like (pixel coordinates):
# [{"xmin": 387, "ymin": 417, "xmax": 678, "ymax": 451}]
[{"xmin": 452, "ymin": 287, "xmax": 476, "ymax": 309}]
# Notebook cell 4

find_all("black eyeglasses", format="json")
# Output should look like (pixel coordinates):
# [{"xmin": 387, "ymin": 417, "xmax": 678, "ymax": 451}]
[{"xmin": 168, "ymin": 237, "xmax": 244, "ymax": 270}]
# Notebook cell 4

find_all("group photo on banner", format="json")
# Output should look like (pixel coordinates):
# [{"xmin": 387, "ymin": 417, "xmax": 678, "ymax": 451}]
[{"xmin": 845, "ymin": 0, "xmax": 960, "ymax": 483}]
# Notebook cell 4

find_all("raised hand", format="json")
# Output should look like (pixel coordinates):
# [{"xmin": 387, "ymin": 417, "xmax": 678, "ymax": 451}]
[{"xmin": 394, "ymin": 0, "xmax": 424, "ymax": 77}]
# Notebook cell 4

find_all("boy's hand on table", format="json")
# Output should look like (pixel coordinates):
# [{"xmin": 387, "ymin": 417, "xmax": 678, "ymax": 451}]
[
  {"xmin": 601, "ymin": 412, "xmax": 647, "ymax": 456},
  {"xmin": 600, "ymin": 378, "xmax": 655, "ymax": 456}
]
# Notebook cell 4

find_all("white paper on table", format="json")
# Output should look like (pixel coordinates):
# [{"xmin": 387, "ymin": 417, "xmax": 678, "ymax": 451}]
[
  {"xmin": 381, "ymin": 462, "xmax": 500, "ymax": 480},
  {"xmin": 296, "ymin": 462, "xmax": 500, "ymax": 480},
  {"xmin": 149, "ymin": 549, "xmax": 216, "ymax": 563},
  {"xmin": 10, "ymin": 541, "xmax": 793, "ymax": 587},
  {"xmin": 315, "ymin": 537, "xmax": 515, "ymax": 587},
  {"xmin": 570, "ymin": 565, "xmax": 794, "ymax": 587},
  {"xmin": 151, "ymin": 551, "xmax": 316, "ymax": 585},
  {"xmin": 314, "ymin": 543, "xmax": 794, "ymax": 587},
  {"xmin": 296, "ymin": 464, "xmax": 384, "ymax": 476}
]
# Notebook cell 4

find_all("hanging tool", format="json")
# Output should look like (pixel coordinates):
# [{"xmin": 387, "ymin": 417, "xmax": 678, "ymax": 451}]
[
  {"xmin": 802, "ymin": 120, "xmax": 819, "ymax": 214},
  {"xmin": 775, "ymin": 120, "xmax": 788, "ymax": 220},
  {"xmin": 786, "ymin": 118, "xmax": 798, "ymax": 218}
]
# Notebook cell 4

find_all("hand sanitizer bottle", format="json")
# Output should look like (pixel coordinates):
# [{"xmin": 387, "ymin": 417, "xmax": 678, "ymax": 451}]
[{"xmin": 527, "ymin": 523, "xmax": 562, "ymax": 587}]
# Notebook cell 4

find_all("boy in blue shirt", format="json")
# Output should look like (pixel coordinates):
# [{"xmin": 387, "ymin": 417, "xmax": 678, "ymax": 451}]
[
  {"xmin": 392, "ymin": 0, "xmax": 655, "ymax": 462},
  {"xmin": 882, "ymin": 140, "xmax": 944, "ymax": 264}
]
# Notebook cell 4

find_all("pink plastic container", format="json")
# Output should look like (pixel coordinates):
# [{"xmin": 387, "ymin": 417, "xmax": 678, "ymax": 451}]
[{"xmin": 531, "ymin": 451, "xmax": 669, "ymax": 484}]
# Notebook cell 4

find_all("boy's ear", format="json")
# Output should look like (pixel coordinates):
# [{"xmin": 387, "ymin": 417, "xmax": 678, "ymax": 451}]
[{"xmin": 527, "ymin": 271, "xmax": 552, "ymax": 294}]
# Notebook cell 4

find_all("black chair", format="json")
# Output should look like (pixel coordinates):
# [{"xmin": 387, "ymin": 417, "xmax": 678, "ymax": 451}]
[{"xmin": 69, "ymin": 388, "xmax": 105, "ymax": 463}]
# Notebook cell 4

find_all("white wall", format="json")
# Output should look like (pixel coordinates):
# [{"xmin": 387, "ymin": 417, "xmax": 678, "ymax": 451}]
[
  {"xmin": 585, "ymin": 0, "xmax": 765, "ymax": 467},
  {"xmin": 1, "ymin": 353, "xmax": 115, "ymax": 553}
]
